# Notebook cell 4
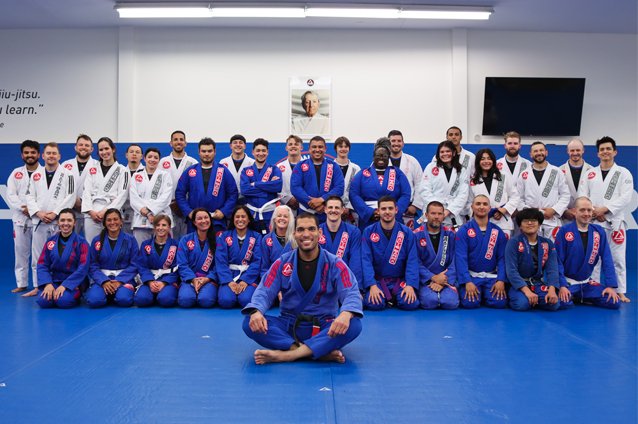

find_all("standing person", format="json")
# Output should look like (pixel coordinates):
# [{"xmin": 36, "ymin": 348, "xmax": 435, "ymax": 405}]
[
  {"xmin": 134, "ymin": 214, "xmax": 180, "ymax": 308},
  {"xmin": 432, "ymin": 127, "xmax": 475, "ymax": 177},
  {"xmin": 220, "ymin": 134, "xmax": 255, "ymax": 205},
  {"xmin": 26, "ymin": 142, "xmax": 76, "ymax": 297},
  {"xmin": 318, "ymin": 196, "xmax": 363, "ymax": 289},
  {"xmin": 6, "ymin": 140, "xmax": 43, "ymax": 294},
  {"xmin": 159, "ymin": 130, "xmax": 198, "ymax": 240},
  {"xmin": 505, "ymin": 208, "xmax": 560, "ymax": 312},
  {"xmin": 240, "ymin": 138, "xmax": 282, "ymax": 235},
  {"xmin": 455, "ymin": 195, "xmax": 508, "ymax": 309},
  {"xmin": 469, "ymin": 148, "xmax": 521, "ymax": 237},
  {"xmin": 291, "ymin": 90, "xmax": 330, "ymax": 136},
  {"xmin": 35, "ymin": 208, "xmax": 89, "ymax": 309},
  {"xmin": 560, "ymin": 138, "xmax": 592, "ymax": 223},
  {"xmin": 176, "ymin": 208, "xmax": 218, "ymax": 308},
  {"xmin": 129, "ymin": 147, "xmax": 174, "ymax": 246},
  {"xmin": 277, "ymin": 135, "xmax": 304, "ymax": 214},
  {"xmin": 260, "ymin": 205, "xmax": 295, "ymax": 277},
  {"xmin": 496, "ymin": 131, "xmax": 531, "ymax": 181},
  {"xmin": 333, "ymin": 136, "xmax": 361, "ymax": 225},
  {"xmin": 242, "ymin": 213, "xmax": 362, "ymax": 364},
  {"xmin": 578, "ymin": 136, "xmax": 633, "ymax": 303},
  {"xmin": 415, "ymin": 201, "xmax": 458, "ymax": 310},
  {"xmin": 516, "ymin": 141, "xmax": 570, "ymax": 240},
  {"xmin": 349, "ymin": 139, "xmax": 411, "ymax": 229},
  {"xmin": 291, "ymin": 136, "xmax": 344, "ymax": 223},
  {"xmin": 419, "ymin": 140, "xmax": 470, "ymax": 230},
  {"xmin": 86, "ymin": 209, "xmax": 139, "ymax": 308},
  {"xmin": 387, "ymin": 130, "xmax": 424, "ymax": 226},
  {"xmin": 81, "ymin": 137, "xmax": 129, "ymax": 245},
  {"xmin": 216, "ymin": 206, "xmax": 262, "ymax": 309},
  {"xmin": 61, "ymin": 134, "xmax": 98, "ymax": 234},
  {"xmin": 554, "ymin": 197, "xmax": 620, "ymax": 309},
  {"xmin": 175, "ymin": 137, "xmax": 238, "ymax": 233},
  {"xmin": 360, "ymin": 196, "xmax": 419, "ymax": 311},
  {"xmin": 122, "ymin": 144, "xmax": 145, "ymax": 234}
]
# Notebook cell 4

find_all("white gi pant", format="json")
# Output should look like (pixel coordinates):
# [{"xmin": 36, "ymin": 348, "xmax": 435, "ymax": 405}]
[
  {"xmin": 592, "ymin": 223, "xmax": 627, "ymax": 294},
  {"xmin": 84, "ymin": 216, "xmax": 103, "ymax": 245},
  {"xmin": 133, "ymin": 228, "xmax": 153, "ymax": 247},
  {"xmin": 31, "ymin": 221, "xmax": 59, "ymax": 288},
  {"xmin": 14, "ymin": 222, "xmax": 35, "ymax": 288}
]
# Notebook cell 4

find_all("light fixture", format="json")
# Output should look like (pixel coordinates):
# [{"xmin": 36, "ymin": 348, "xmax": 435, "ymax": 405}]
[{"xmin": 115, "ymin": 3, "xmax": 493, "ymax": 21}]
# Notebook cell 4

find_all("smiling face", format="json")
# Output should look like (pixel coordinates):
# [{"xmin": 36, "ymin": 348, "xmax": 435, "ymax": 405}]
[
  {"xmin": 309, "ymin": 139, "xmax": 326, "ymax": 163},
  {"xmin": 21, "ymin": 146, "xmax": 39, "ymax": 167},
  {"xmin": 104, "ymin": 211, "xmax": 123, "ymax": 236},
  {"xmin": 471, "ymin": 195, "xmax": 491, "ymax": 219},
  {"xmin": 75, "ymin": 137, "xmax": 93, "ymax": 161},
  {"xmin": 294, "ymin": 216, "xmax": 320, "ymax": 252},
  {"xmin": 325, "ymin": 198, "xmax": 344, "ymax": 224},
  {"xmin": 273, "ymin": 207, "xmax": 290, "ymax": 233},
  {"xmin": 438, "ymin": 146, "xmax": 454, "ymax": 165},
  {"xmin": 145, "ymin": 151, "xmax": 160, "ymax": 172},
  {"xmin": 530, "ymin": 144, "xmax": 547, "ymax": 165},
  {"xmin": 480, "ymin": 152, "xmax": 493, "ymax": 173},
  {"xmin": 597, "ymin": 142, "xmax": 617, "ymax": 163},
  {"xmin": 253, "ymin": 145, "xmax": 268, "ymax": 164},
  {"xmin": 170, "ymin": 132, "xmax": 186, "ymax": 154},
  {"xmin": 194, "ymin": 210, "xmax": 211, "ymax": 232},
  {"xmin": 153, "ymin": 218, "xmax": 171, "ymax": 239},
  {"xmin": 58, "ymin": 211, "xmax": 76, "ymax": 237},
  {"xmin": 567, "ymin": 140, "xmax": 584, "ymax": 164},
  {"xmin": 389, "ymin": 135, "xmax": 403, "ymax": 155},
  {"xmin": 379, "ymin": 200, "xmax": 397, "ymax": 225},
  {"xmin": 233, "ymin": 208, "xmax": 249, "ymax": 231},
  {"xmin": 373, "ymin": 147, "xmax": 390, "ymax": 169},
  {"xmin": 574, "ymin": 198, "xmax": 593, "ymax": 228},
  {"xmin": 98, "ymin": 141, "xmax": 114, "ymax": 163},
  {"xmin": 230, "ymin": 138, "xmax": 246, "ymax": 156},
  {"xmin": 42, "ymin": 145, "xmax": 61, "ymax": 168},
  {"xmin": 285, "ymin": 137, "xmax": 302, "ymax": 157}
]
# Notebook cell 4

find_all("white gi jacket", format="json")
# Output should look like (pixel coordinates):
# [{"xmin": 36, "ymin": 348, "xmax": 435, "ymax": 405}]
[{"xmin": 129, "ymin": 169, "xmax": 174, "ymax": 229}]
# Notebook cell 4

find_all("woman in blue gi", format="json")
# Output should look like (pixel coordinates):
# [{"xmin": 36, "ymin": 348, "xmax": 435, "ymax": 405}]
[
  {"xmin": 36, "ymin": 208, "xmax": 90, "ymax": 308},
  {"xmin": 260, "ymin": 205, "xmax": 295, "ymax": 277},
  {"xmin": 134, "ymin": 214, "xmax": 180, "ymax": 307},
  {"xmin": 176, "ymin": 208, "xmax": 218, "ymax": 308},
  {"xmin": 349, "ymin": 138, "xmax": 411, "ymax": 230},
  {"xmin": 216, "ymin": 205, "xmax": 263, "ymax": 308},
  {"xmin": 86, "ymin": 208, "xmax": 140, "ymax": 308}
]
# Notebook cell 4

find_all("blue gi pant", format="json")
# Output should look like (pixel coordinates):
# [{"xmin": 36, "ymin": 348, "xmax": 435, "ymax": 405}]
[
  {"xmin": 559, "ymin": 283, "xmax": 621, "ymax": 310},
  {"xmin": 419, "ymin": 285, "xmax": 459, "ymax": 310},
  {"xmin": 508, "ymin": 286, "xmax": 560, "ymax": 311},
  {"xmin": 134, "ymin": 284, "xmax": 179, "ymax": 307},
  {"xmin": 242, "ymin": 314, "xmax": 362, "ymax": 359},
  {"xmin": 85, "ymin": 284, "xmax": 135, "ymax": 308},
  {"xmin": 459, "ymin": 277, "xmax": 507, "ymax": 309},
  {"xmin": 218, "ymin": 284, "xmax": 257, "ymax": 309},
  {"xmin": 177, "ymin": 282, "xmax": 217, "ymax": 308},
  {"xmin": 36, "ymin": 283, "xmax": 81, "ymax": 309},
  {"xmin": 364, "ymin": 281, "xmax": 419, "ymax": 311}
]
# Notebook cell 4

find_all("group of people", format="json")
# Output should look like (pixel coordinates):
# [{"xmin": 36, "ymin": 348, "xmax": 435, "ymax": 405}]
[{"xmin": 5, "ymin": 127, "xmax": 632, "ymax": 363}]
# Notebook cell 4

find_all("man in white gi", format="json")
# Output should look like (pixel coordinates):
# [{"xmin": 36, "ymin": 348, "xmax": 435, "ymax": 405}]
[
  {"xmin": 6, "ymin": 140, "xmax": 43, "ymax": 293},
  {"xmin": 25, "ymin": 142, "xmax": 75, "ymax": 296},
  {"xmin": 578, "ymin": 136, "xmax": 633, "ymax": 303},
  {"xmin": 496, "ymin": 131, "xmax": 531, "ymax": 181},
  {"xmin": 291, "ymin": 91, "xmax": 330, "ymax": 136},
  {"xmin": 444, "ymin": 126, "xmax": 475, "ymax": 177},
  {"xmin": 122, "ymin": 144, "xmax": 145, "ymax": 234},
  {"xmin": 388, "ymin": 129, "xmax": 423, "ymax": 227},
  {"xmin": 333, "ymin": 136, "xmax": 361, "ymax": 225},
  {"xmin": 61, "ymin": 134, "xmax": 98, "ymax": 235},
  {"xmin": 278, "ymin": 135, "xmax": 304, "ymax": 214},
  {"xmin": 516, "ymin": 141, "xmax": 570, "ymax": 240},
  {"xmin": 159, "ymin": 130, "xmax": 198, "ymax": 239},
  {"xmin": 559, "ymin": 138, "xmax": 591, "ymax": 223},
  {"xmin": 219, "ymin": 134, "xmax": 255, "ymax": 205}
]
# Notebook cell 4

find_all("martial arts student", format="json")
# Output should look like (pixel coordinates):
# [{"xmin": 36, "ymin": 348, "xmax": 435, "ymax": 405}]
[
  {"xmin": 456, "ymin": 195, "xmax": 508, "ymax": 309},
  {"xmin": 240, "ymin": 138, "xmax": 283, "ymax": 234},
  {"xmin": 415, "ymin": 201, "xmax": 458, "ymax": 310},
  {"xmin": 505, "ymin": 208, "xmax": 560, "ymax": 311},
  {"xmin": 6, "ymin": 140, "xmax": 43, "ymax": 294},
  {"xmin": 444, "ymin": 126, "xmax": 475, "ymax": 176},
  {"xmin": 349, "ymin": 138, "xmax": 411, "ymax": 229},
  {"xmin": 554, "ymin": 197, "xmax": 620, "ymax": 309},
  {"xmin": 26, "ymin": 142, "xmax": 76, "ymax": 297},
  {"xmin": 387, "ymin": 130, "xmax": 424, "ymax": 225},
  {"xmin": 175, "ymin": 137, "xmax": 238, "ymax": 233},
  {"xmin": 559, "ymin": 138, "xmax": 591, "ymax": 223},
  {"xmin": 578, "ymin": 136, "xmax": 633, "ymax": 302},
  {"xmin": 242, "ymin": 212, "xmax": 363, "ymax": 364},
  {"xmin": 332, "ymin": 136, "xmax": 361, "ymax": 225},
  {"xmin": 159, "ymin": 130, "xmax": 198, "ymax": 240},
  {"xmin": 129, "ymin": 147, "xmax": 174, "ymax": 246},
  {"xmin": 290, "ymin": 136, "xmax": 345, "ymax": 223},
  {"xmin": 469, "ymin": 148, "xmax": 521, "ymax": 237},
  {"xmin": 35, "ymin": 208, "xmax": 89, "ymax": 309},
  {"xmin": 61, "ymin": 134, "xmax": 98, "ymax": 235},
  {"xmin": 216, "ymin": 206, "xmax": 262, "ymax": 309},
  {"xmin": 360, "ymin": 196, "xmax": 420, "ymax": 310},
  {"xmin": 219, "ymin": 134, "xmax": 254, "ymax": 205},
  {"xmin": 122, "ymin": 144, "xmax": 145, "ymax": 234},
  {"xmin": 260, "ymin": 205, "xmax": 295, "ymax": 277},
  {"xmin": 496, "ymin": 131, "xmax": 531, "ymax": 181},
  {"xmin": 516, "ymin": 141, "xmax": 570, "ymax": 240},
  {"xmin": 277, "ymin": 135, "xmax": 304, "ymax": 214},
  {"xmin": 419, "ymin": 140, "xmax": 470, "ymax": 230},
  {"xmin": 134, "ymin": 214, "xmax": 180, "ymax": 307},
  {"xmin": 81, "ymin": 137, "xmax": 129, "ymax": 245},
  {"xmin": 86, "ymin": 209, "xmax": 139, "ymax": 308},
  {"xmin": 318, "ymin": 196, "xmax": 363, "ymax": 289},
  {"xmin": 176, "ymin": 208, "xmax": 218, "ymax": 308}
]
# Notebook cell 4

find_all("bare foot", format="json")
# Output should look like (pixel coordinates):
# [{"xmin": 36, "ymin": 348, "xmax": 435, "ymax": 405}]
[
  {"xmin": 11, "ymin": 287, "xmax": 27, "ymax": 293},
  {"xmin": 254, "ymin": 349, "xmax": 287, "ymax": 365},
  {"xmin": 319, "ymin": 350, "xmax": 345, "ymax": 363},
  {"xmin": 22, "ymin": 288, "xmax": 39, "ymax": 297},
  {"xmin": 619, "ymin": 293, "xmax": 631, "ymax": 303}
]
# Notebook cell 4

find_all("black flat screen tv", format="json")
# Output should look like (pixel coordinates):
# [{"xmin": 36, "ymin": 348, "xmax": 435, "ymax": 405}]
[{"xmin": 482, "ymin": 77, "xmax": 586, "ymax": 136}]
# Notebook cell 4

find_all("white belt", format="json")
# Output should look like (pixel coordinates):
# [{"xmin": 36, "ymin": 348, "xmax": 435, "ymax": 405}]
[
  {"xmin": 365, "ymin": 200, "xmax": 378, "ymax": 209},
  {"xmin": 151, "ymin": 266, "xmax": 179, "ymax": 280},
  {"xmin": 229, "ymin": 264, "xmax": 249, "ymax": 282},
  {"xmin": 566, "ymin": 277, "xmax": 590, "ymax": 286},
  {"xmin": 246, "ymin": 197, "xmax": 281, "ymax": 221},
  {"xmin": 299, "ymin": 204, "xmax": 316, "ymax": 214},
  {"xmin": 469, "ymin": 270, "xmax": 497, "ymax": 279},
  {"xmin": 100, "ymin": 268, "xmax": 124, "ymax": 278}
]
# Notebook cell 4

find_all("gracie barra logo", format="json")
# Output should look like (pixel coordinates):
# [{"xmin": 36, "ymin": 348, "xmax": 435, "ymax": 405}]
[
  {"xmin": 467, "ymin": 228, "xmax": 476, "ymax": 238},
  {"xmin": 245, "ymin": 168, "xmax": 254, "ymax": 177},
  {"xmin": 188, "ymin": 168, "xmax": 197, "ymax": 177},
  {"xmin": 266, "ymin": 237, "xmax": 273, "ymax": 247},
  {"xmin": 363, "ymin": 169, "xmax": 371, "ymax": 177},
  {"xmin": 202, "ymin": 250, "xmax": 213, "ymax": 272},
  {"xmin": 212, "ymin": 168, "xmax": 224, "ymax": 196},
  {"xmin": 485, "ymin": 229, "xmax": 498, "ymax": 260},
  {"xmin": 89, "ymin": 167, "xmax": 97, "ymax": 175},
  {"xmin": 587, "ymin": 171, "xmax": 595, "ymax": 180},
  {"xmin": 15, "ymin": 171, "xmax": 24, "ymax": 179},
  {"xmin": 278, "ymin": 164, "xmax": 286, "ymax": 172},
  {"xmin": 135, "ymin": 174, "xmax": 143, "ymax": 183},
  {"xmin": 541, "ymin": 242, "xmax": 549, "ymax": 267},
  {"xmin": 162, "ymin": 161, "xmax": 170, "ymax": 169},
  {"xmin": 324, "ymin": 164, "xmax": 333, "ymax": 192},
  {"xmin": 522, "ymin": 171, "xmax": 528, "ymax": 180},
  {"xmin": 145, "ymin": 245, "xmax": 152, "ymax": 254},
  {"xmin": 497, "ymin": 162, "xmax": 503, "ymax": 170},
  {"xmin": 47, "ymin": 241, "xmax": 55, "ymax": 250},
  {"xmin": 336, "ymin": 232, "xmax": 349, "ymax": 258},
  {"xmin": 225, "ymin": 236, "xmax": 233, "ymax": 246},
  {"xmin": 186, "ymin": 240, "xmax": 195, "ymax": 250},
  {"xmin": 419, "ymin": 238, "xmax": 427, "ymax": 247},
  {"xmin": 33, "ymin": 173, "xmax": 41, "ymax": 181},
  {"xmin": 301, "ymin": 163, "xmax": 309, "ymax": 172},
  {"xmin": 389, "ymin": 231, "xmax": 405, "ymax": 265},
  {"xmin": 565, "ymin": 232, "xmax": 575, "ymax": 242},
  {"xmin": 94, "ymin": 241, "xmax": 102, "ymax": 251},
  {"xmin": 282, "ymin": 262, "xmax": 293, "ymax": 277},
  {"xmin": 261, "ymin": 167, "xmax": 273, "ymax": 182},
  {"xmin": 588, "ymin": 231, "xmax": 600, "ymax": 265},
  {"xmin": 318, "ymin": 234, "xmax": 326, "ymax": 245},
  {"xmin": 518, "ymin": 242, "xmax": 524, "ymax": 253},
  {"xmin": 241, "ymin": 237, "xmax": 256, "ymax": 265},
  {"xmin": 551, "ymin": 226, "xmax": 560, "ymax": 240},
  {"xmin": 64, "ymin": 163, "xmax": 73, "ymax": 170},
  {"xmin": 612, "ymin": 229, "xmax": 625, "ymax": 245},
  {"xmin": 370, "ymin": 232, "xmax": 380, "ymax": 243},
  {"xmin": 387, "ymin": 169, "xmax": 396, "ymax": 191},
  {"xmin": 165, "ymin": 246, "xmax": 177, "ymax": 268},
  {"xmin": 432, "ymin": 167, "xmax": 439, "ymax": 176}
]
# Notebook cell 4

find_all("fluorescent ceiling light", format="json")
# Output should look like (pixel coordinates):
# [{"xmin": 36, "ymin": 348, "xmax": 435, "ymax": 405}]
[
  {"xmin": 305, "ymin": 8, "xmax": 399, "ymax": 19},
  {"xmin": 400, "ymin": 9, "xmax": 492, "ymax": 20},
  {"xmin": 117, "ymin": 7, "xmax": 211, "ymax": 18},
  {"xmin": 210, "ymin": 8, "xmax": 305, "ymax": 18}
]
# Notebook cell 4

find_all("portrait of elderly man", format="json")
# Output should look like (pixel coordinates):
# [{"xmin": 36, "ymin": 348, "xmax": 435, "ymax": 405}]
[{"xmin": 291, "ymin": 90, "xmax": 330, "ymax": 136}]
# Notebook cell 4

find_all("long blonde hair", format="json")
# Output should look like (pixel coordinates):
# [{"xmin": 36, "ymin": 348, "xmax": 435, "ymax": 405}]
[{"xmin": 269, "ymin": 205, "xmax": 297, "ymax": 248}]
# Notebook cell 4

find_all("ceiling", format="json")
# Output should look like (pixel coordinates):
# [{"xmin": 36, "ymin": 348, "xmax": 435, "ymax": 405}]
[{"xmin": 1, "ymin": 0, "xmax": 636, "ymax": 33}]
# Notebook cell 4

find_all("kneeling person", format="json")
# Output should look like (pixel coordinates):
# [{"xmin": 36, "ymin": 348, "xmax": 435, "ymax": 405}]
[{"xmin": 242, "ymin": 213, "xmax": 363, "ymax": 364}]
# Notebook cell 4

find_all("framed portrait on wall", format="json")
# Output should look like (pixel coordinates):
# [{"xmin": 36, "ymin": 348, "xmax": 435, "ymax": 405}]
[{"xmin": 290, "ymin": 77, "xmax": 331, "ymax": 139}]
